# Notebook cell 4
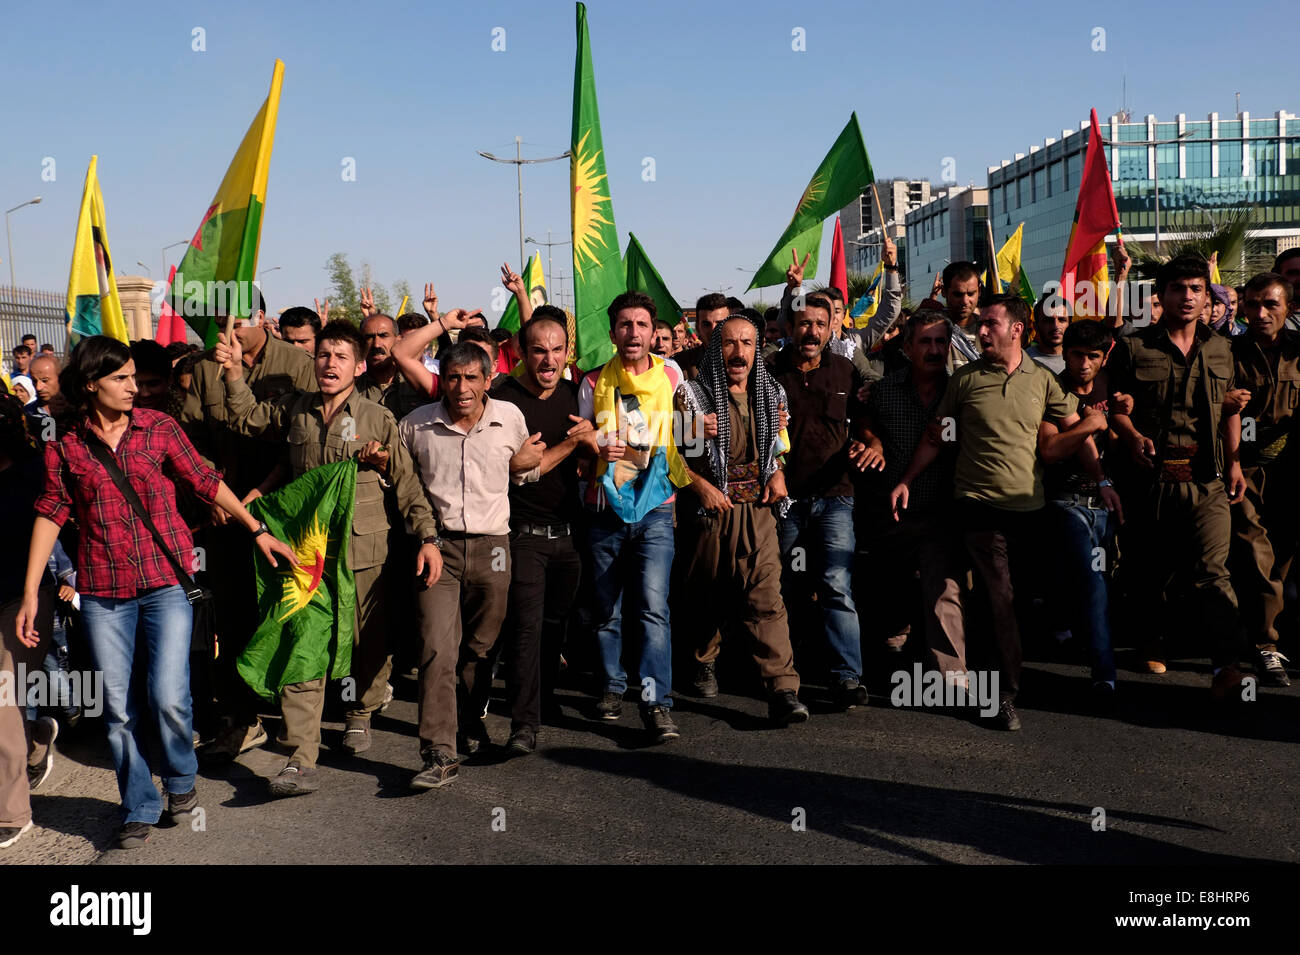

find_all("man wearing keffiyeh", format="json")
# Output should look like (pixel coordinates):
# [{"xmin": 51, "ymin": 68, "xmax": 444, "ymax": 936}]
[{"xmin": 675, "ymin": 315, "xmax": 809, "ymax": 726}]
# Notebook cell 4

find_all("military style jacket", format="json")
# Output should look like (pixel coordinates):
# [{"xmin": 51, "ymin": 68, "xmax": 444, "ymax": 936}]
[
  {"xmin": 224, "ymin": 379, "xmax": 438, "ymax": 571},
  {"xmin": 1232, "ymin": 328, "xmax": 1300, "ymax": 469}
]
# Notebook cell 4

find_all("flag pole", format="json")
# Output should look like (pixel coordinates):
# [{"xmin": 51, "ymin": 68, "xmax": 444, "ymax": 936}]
[{"xmin": 985, "ymin": 218, "xmax": 1002, "ymax": 295}]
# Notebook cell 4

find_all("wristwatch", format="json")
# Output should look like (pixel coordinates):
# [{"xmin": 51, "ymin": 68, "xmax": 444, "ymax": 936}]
[
  {"xmin": 251, "ymin": 521, "xmax": 269, "ymax": 538},
  {"xmin": 1097, "ymin": 478, "xmax": 1114, "ymax": 489},
  {"xmin": 422, "ymin": 535, "xmax": 444, "ymax": 550}
]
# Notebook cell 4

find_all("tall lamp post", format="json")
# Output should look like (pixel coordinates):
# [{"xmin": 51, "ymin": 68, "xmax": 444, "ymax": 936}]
[
  {"xmin": 478, "ymin": 137, "xmax": 570, "ymax": 272},
  {"xmin": 5, "ymin": 196, "xmax": 42, "ymax": 289},
  {"xmin": 1101, "ymin": 130, "xmax": 1190, "ymax": 256},
  {"xmin": 525, "ymin": 231, "xmax": 571, "ymax": 290},
  {"xmin": 161, "ymin": 239, "xmax": 188, "ymax": 278}
]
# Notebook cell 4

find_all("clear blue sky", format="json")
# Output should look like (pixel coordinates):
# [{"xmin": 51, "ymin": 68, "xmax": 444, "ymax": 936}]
[{"xmin": 2, "ymin": 0, "xmax": 1294, "ymax": 320}]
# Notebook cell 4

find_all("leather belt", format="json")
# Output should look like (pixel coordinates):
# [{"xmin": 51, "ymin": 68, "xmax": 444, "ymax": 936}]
[{"xmin": 512, "ymin": 522, "xmax": 572, "ymax": 539}]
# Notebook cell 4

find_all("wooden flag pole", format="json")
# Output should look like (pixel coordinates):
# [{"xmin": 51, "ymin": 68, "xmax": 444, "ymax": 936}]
[
  {"xmin": 870, "ymin": 184, "xmax": 886, "ymax": 233},
  {"xmin": 985, "ymin": 218, "xmax": 1002, "ymax": 294}
]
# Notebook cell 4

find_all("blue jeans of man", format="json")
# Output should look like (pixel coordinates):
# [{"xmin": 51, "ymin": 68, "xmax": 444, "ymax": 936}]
[
  {"xmin": 1049, "ymin": 498, "xmax": 1117, "ymax": 683},
  {"xmin": 588, "ymin": 502, "xmax": 674, "ymax": 708},
  {"xmin": 81, "ymin": 585, "xmax": 197, "ymax": 824},
  {"xmin": 777, "ymin": 495, "xmax": 862, "ymax": 684}
]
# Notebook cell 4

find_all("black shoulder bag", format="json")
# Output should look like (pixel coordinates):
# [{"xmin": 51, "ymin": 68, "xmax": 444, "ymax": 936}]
[{"xmin": 87, "ymin": 440, "xmax": 217, "ymax": 654}]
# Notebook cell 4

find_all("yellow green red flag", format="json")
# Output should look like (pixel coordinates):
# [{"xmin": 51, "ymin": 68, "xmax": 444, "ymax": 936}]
[
  {"xmin": 65, "ymin": 155, "xmax": 128, "ymax": 343},
  {"xmin": 172, "ymin": 59, "xmax": 284, "ymax": 346},
  {"xmin": 499, "ymin": 252, "xmax": 546, "ymax": 333}
]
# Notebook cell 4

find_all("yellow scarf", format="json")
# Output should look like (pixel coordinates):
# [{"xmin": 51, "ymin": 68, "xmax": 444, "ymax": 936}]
[{"xmin": 592, "ymin": 353, "xmax": 690, "ymax": 489}]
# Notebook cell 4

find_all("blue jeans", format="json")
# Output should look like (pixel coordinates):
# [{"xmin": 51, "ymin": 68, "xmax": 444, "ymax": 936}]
[
  {"xmin": 1050, "ymin": 499, "xmax": 1117, "ymax": 683},
  {"xmin": 587, "ymin": 502, "xmax": 674, "ymax": 708},
  {"xmin": 778, "ymin": 496, "xmax": 862, "ymax": 683},
  {"xmin": 81, "ymin": 585, "xmax": 197, "ymax": 824}
]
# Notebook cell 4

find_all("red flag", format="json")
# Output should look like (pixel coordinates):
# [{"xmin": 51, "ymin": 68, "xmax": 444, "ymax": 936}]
[
  {"xmin": 1060, "ymin": 109, "xmax": 1120, "ymax": 318},
  {"xmin": 156, "ymin": 266, "xmax": 185, "ymax": 345},
  {"xmin": 830, "ymin": 216, "xmax": 848, "ymax": 324}
]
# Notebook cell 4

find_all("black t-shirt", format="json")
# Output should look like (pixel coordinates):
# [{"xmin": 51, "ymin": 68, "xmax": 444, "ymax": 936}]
[
  {"xmin": 490, "ymin": 375, "xmax": 581, "ymax": 525},
  {"xmin": 769, "ymin": 348, "xmax": 867, "ymax": 499},
  {"xmin": 0, "ymin": 454, "xmax": 48, "ymax": 605},
  {"xmin": 1044, "ymin": 369, "xmax": 1111, "ymax": 498}
]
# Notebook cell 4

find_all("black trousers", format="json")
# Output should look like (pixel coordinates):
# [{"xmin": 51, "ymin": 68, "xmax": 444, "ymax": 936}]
[
  {"xmin": 505, "ymin": 530, "xmax": 582, "ymax": 733},
  {"xmin": 957, "ymin": 499, "xmax": 1041, "ymax": 703}
]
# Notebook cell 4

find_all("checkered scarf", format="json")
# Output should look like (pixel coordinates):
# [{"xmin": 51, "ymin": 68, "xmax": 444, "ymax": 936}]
[{"xmin": 680, "ymin": 315, "xmax": 790, "ymax": 516}]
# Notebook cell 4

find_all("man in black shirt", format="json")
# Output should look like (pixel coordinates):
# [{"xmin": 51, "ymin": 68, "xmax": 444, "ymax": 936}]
[
  {"xmin": 769, "ymin": 294, "xmax": 873, "ymax": 709},
  {"xmin": 489, "ymin": 307, "xmax": 594, "ymax": 753}
]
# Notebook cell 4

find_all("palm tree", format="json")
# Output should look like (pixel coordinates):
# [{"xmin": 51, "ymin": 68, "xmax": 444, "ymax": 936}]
[{"xmin": 1125, "ymin": 206, "xmax": 1274, "ymax": 286}]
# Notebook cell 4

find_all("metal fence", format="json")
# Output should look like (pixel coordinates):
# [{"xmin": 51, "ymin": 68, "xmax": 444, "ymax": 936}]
[{"xmin": 0, "ymin": 287, "xmax": 67, "ymax": 377}]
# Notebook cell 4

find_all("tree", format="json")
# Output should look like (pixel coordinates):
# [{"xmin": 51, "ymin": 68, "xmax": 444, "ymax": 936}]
[
  {"xmin": 391, "ymin": 280, "xmax": 414, "ymax": 314},
  {"xmin": 325, "ymin": 252, "xmax": 360, "ymax": 324},
  {"xmin": 1126, "ymin": 206, "xmax": 1273, "ymax": 286}
]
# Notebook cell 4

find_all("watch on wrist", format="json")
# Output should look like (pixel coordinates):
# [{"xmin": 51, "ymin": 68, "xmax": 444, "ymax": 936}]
[
  {"xmin": 423, "ymin": 535, "xmax": 444, "ymax": 550},
  {"xmin": 1097, "ymin": 478, "xmax": 1114, "ymax": 489},
  {"xmin": 251, "ymin": 521, "xmax": 269, "ymax": 538}
]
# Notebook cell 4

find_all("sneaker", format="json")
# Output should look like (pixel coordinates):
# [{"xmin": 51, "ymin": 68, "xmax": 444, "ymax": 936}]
[
  {"xmin": 832, "ymin": 679, "xmax": 869, "ymax": 711},
  {"xmin": 1257, "ymin": 650, "xmax": 1291, "ymax": 688},
  {"xmin": 1211, "ymin": 664, "xmax": 1248, "ymax": 702},
  {"xmin": 203, "ymin": 718, "xmax": 267, "ymax": 762},
  {"xmin": 993, "ymin": 699, "xmax": 1022, "ymax": 731},
  {"xmin": 118, "ymin": 821, "xmax": 152, "ymax": 849},
  {"xmin": 411, "ymin": 750, "xmax": 460, "ymax": 790},
  {"xmin": 692, "ymin": 661, "xmax": 719, "ymax": 698},
  {"xmin": 594, "ymin": 691, "xmax": 623, "ymax": 721},
  {"xmin": 167, "ymin": 788, "xmax": 199, "ymax": 820},
  {"xmin": 641, "ymin": 705, "xmax": 680, "ymax": 744},
  {"xmin": 26, "ymin": 716, "xmax": 58, "ymax": 791},
  {"xmin": 0, "ymin": 820, "xmax": 34, "ymax": 849},
  {"xmin": 769, "ymin": 689, "xmax": 810, "ymax": 726},
  {"xmin": 457, "ymin": 719, "xmax": 491, "ymax": 757},
  {"xmin": 267, "ymin": 761, "xmax": 319, "ymax": 798},
  {"xmin": 379, "ymin": 682, "xmax": 395, "ymax": 714},
  {"xmin": 341, "ymin": 717, "xmax": 372, "ymax": 756},
  {"xmin": 507, "ymin": 726, "xmax": 537, "ymax": 755},
  {"xmin": 1144, "ymin": 658, "xmax": 1167, "ymax": 675}
]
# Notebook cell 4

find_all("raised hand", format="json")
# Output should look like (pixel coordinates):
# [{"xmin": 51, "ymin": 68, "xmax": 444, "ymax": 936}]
[
  {"xmin": 360, "ymin": 287, "xmax": 376, "ymax": 318},
  {"xmin": 882, "ymin": 234, "xmax": 898, "ymax": 268},
  {"xmin": 314, "ymin": 298, "xmax": 331, "ymax": 322},
  {"xmin": 785, "ymin": 247, "xmax": 811, "ymax": 290},
  {"xmin": 501, "ymin": 262, "xmax": 525, "ymax": 298},
  {"xmin": 422, "ymin": 283, "xmax": 439, "ymax": 321},
  {"xmin": 214, "ymin": 330, "xmax": 244, "ymax": 379}
]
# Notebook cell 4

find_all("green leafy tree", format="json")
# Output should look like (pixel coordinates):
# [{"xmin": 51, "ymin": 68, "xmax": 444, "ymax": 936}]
[
  {"xmin": 391, "ymin": 280, "xmax": 414, "ymax": 314},
  {"xmin": 1126, "ymin": 206, "xmax": 1273, "ymax": 286},
  {"xmin": 325, "ymin": 252, "xmax": 360, "ymax": 324}
]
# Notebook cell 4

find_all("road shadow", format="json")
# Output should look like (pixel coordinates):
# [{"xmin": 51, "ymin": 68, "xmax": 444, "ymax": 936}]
[{"xmin": 541, "ymin": 747, "xmax": 1267, "ymax": 865}]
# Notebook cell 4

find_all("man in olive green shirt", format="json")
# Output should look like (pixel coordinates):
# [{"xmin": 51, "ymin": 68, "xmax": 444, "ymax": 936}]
[
  {"xmin": 356, "ymin": 313, "xmax": 430, "ymax": 420},
  {"xmin": 891, "ymin": 295, "xmax": 1107, "ymax": 731},
  {"xmin": 181, "ymin": 297, "xmax": 318, "ymax": 760},
  {"xmin": 216, "ymin": 321, "xmax": 443, "ymax": 796}
]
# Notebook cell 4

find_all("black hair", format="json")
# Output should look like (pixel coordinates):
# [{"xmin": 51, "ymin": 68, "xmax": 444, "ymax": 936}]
[
  {"xmin": 724, "ymin": 296, "xmax": 744, "ymax": 313},
  {"xmin": 0, "ymin": 393, "xmax": 36, "ymax": 463},
  {"xmin": 903, "ymin": 309, "xmax": 952, "ymax": 343},
  {"xmin": 1062, "ymin": 319, "xmax": 1111, "ymax": 353},
  {"xmin": 59, "ymin": 335, "xmax": 133, "ymax": 414},
  {"xmin": 280, "ymin": 306, "xmax": 322, "ymax": 334},
  {"xmin": 12, "ymin": 345, "xmax": 31, "ymax": 358},
  {"xmin": 1243, "ymin": 271, "xmax": 1294, "ymax": 306},
  {"xmin": 653, "ymin": 318, "xmax": 674, "ymax": 332},
  {"xmin": 1032, "ymin": 296, "xmax": 1069, "ymax": 325},
  {"xmin": 821, "ymin": 287, "xmax": 844, "ymax": 303},
  {"xmin": 439, "ymin": 341, "xmax": 494, "ymax": 380},
  {"xmin": 396, "ymin": 312, "xmax": 428, "ymax": 335},
  {"xmin": 764, "ymin": 308, "xmax": 780, "ymax": 323},
  {"xmin": 982, "ymin": 294, "xmax": 1031, "ymax": 328},
  {"xmin": 942, "ymin": 261, "xmax": 981, "ymax": 290},
  {"xmin": 164, "ymin": 341, "xmax": 194, "ymax": 363},
  {"xmin": 694, "ymin": 292, "xmax": 727, "ymax": 315},
  {"xmin": 130, "ymin": 339, "xmax": 172, "ymax": 381},
  {"xmin": 794, "ymin": 293, "xmax": 835, "ymax": 324},
  {"xmin": 1155, "ymin": 254, "xmax": 1212, "ymax": 296},
  {"xmin": 458, "ymin": 325, "xmax": 499, "ymax": 359},
  {"xmin": 607, "ymin": 290, "xmax": 657, "ymax": 330},
  {"xmin": 520, "ymin": 313, "xmax": 570, "ymax": 352},
  {"xmin": 489, "ymin": 328, "xmax": 512, "ymax": 344},
  {"xmin": 1272, "ymin": 248, "xmax": 1300, "ymax": 272},
  {"xmin": 316, "ymin": 319, "xmax": 367, "ymax": 361}
]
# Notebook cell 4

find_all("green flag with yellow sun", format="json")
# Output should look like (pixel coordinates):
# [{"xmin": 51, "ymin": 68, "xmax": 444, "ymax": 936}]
[
  {"xmin": 238, "ymin": 460, "xmax": 357, "ymax": 701},
  {"xmin": 570, "ymin": 2, "xmax": 621, "ymax": 371},
  {"xmin": 747, "ymin": 113, "xmax": 874, "ymax": 291}
]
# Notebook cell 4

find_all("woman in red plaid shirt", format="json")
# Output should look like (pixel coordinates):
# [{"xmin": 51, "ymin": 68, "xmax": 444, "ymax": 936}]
[{"xmin": 12, "ymin": 336, "xmax": 296, "ymax": 850}]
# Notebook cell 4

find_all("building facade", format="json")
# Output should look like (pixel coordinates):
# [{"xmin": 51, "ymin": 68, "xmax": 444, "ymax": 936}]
[
  {"xmin": 988, "ymin": 110, "xmax": 1300, "ymax": 296},
  {"xmin": 903, "ymin": 187, "xmax": 989, "ymax": 301},
  {"xmin": 840, "ymin": 178, "xmax": 932, "ymax": 277}
]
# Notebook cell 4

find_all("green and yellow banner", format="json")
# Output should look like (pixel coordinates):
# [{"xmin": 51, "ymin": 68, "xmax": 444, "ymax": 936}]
[
  {"xmin": 65, "ymin": 155, "xmax": 128, "ymax": 344},
  {"xmin": 172, "ymin": 59, "xmax": 284, "ymax": 346}
]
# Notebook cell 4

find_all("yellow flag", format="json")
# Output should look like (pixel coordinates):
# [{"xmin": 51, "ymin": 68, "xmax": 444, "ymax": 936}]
[
  {"xmin": 66, "ymin": 156, "xmax": 128, "ymax": 343},
  {"xmin": 996, "ymin": 223, "xmax": 1025, "ymax": 287}
]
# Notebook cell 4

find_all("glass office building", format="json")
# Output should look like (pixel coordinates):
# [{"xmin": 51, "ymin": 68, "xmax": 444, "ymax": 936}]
[
  {"xmin": 903, "ymin": 187, "xmax": 989, "ymax": 302},
  {"xmin": 987, "ymin": 111, "xmax": 1300, "ymax": 297}
]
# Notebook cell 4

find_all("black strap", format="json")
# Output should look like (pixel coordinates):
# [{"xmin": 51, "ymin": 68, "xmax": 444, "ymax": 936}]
[{"xmin": 86, "ymin": 437, "xmax": 200, "ymax": 593}]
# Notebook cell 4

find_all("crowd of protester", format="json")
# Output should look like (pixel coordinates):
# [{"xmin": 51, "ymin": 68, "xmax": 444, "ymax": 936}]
[{"xmin": 2, "ymin": 245, "xmax": 1299, "ymax": 851}]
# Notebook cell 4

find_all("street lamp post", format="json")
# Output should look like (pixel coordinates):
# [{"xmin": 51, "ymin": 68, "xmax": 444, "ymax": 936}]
[
  {"xmin": 525, "ymin": 230, "xmax": 571, "ymax": 291},
  {"xmin": 5, "ymin": 196, "xmax": 42, "ymax": 289},
  {"xmin": 1102, "ymin": 130, "xmax": 1190, "ymax": 256},
  {"xmin": 478, "ymin": 138, "xmax": 571, "ymax": 272},
  {"xmin": 136, "ymin": 261, "xmax": 152, "ymax": 277},
  {"xmin": 162, "ymin": 239, "xmax": 188, "ymax": 279},
  {"xmin": 257, "ymin": 266, "xmax": 281, "ymax": 306}
]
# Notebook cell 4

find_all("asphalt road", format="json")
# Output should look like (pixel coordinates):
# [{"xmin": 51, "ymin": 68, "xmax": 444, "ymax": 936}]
[{"xmin": 5, "ymin": 651, "xmax": 1297, "ymax": 867}]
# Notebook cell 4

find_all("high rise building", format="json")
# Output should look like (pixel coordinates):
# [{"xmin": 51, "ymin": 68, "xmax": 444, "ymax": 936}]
[
  {"xmin": 903, "ymin": 187, "xmax": 989, "ymax": 301},
  {"xmin": 839, "ymin": 179, "xmax": 932, "ymax": 277},
  {"xmin": 987, "ymin": 110, "xmax": 1300, "ymax": 296}
]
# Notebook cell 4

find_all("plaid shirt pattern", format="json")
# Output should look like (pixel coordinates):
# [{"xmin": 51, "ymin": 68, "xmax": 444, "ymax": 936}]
[
  {"xmin": 866, "ymin": 367, "xmax": 951, "ymax": 512},
  {"xmin": 35, "ymin": 408, "xmax": 222, "ymax": 598}
]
